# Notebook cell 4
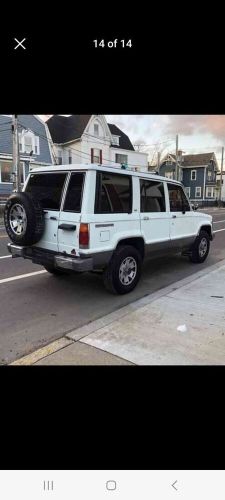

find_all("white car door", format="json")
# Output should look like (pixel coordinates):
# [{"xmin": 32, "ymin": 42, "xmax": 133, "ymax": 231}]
[
  {"xmin": 166, "ymin": 182, "xmax": 198, "ymax": 248},
  {"xmin": 140, "ymin": 178, "xmax": 170, "ymax": 253},
  {"xmin": 57, "ymin": 171, "xmax": 86, "ymax": 255},
  {"xmin": 25, "ymin": 171, "xmax": 68, "ymax": 252}
]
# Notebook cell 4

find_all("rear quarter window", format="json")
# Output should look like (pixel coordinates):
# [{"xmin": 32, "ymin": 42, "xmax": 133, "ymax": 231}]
[{"xmin": 26, "ymin": 172, "xmax": 67, "ymax": 210}]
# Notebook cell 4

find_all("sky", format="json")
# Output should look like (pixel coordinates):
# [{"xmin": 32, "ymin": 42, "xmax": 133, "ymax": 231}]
[{"xmin": 39, "ymin": 115, "xmax": 225, "ymax": 166}]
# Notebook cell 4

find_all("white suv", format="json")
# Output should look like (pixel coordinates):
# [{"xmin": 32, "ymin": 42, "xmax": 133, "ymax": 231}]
[{"xmin": 4, "ymin": 164, "xmax": 214, "ymax": 294}]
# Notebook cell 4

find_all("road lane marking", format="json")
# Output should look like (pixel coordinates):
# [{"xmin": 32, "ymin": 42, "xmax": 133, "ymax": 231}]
[
  {"xmin": 214, "ymin": 229, "xmax": 225, "ymax": 233},
  {"xmin": 0, "ymin": 235, "xmax": 8, "ymax": 239},
  {"xmin": 213, "ymin": 220, "xmax": 225, "ymax": 223},
  {"xmin": 0, "ymin": 270, "xmax": 47, "ymax": 285},
  {"xmin": 10, "ymin": 337, "xmax": 73, "ymax": 365},
  {"xmin": 0, "ymin": 255, "xmax": 11, "ymax": 259}
]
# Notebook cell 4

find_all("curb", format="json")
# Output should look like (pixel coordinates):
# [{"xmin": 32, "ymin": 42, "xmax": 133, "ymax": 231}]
[
  {"xmin": 10, "ymin": 337, "xmax": 73, "ymax": 365},
  {"xmin": 9, "ymin": 257, "xmax": 225, "ymax": 365}
]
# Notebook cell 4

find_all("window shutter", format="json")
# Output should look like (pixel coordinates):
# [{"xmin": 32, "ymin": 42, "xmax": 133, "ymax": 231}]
[
  {"xmin": 91, "ymin": 148, "xmax": 94, "ymax": 163},
  {"xmin": 100, "ymin": 150, "xmax": 102, "ymax": 164}
]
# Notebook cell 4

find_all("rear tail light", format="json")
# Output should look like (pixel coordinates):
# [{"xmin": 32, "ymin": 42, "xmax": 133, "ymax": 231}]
[{"xmin": 79, "ymin": 223, "xmax": 89, "ymax": 248}]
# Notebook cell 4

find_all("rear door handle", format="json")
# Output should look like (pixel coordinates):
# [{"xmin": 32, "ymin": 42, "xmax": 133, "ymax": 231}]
[
  {"xmin": 172, "ymin": 215, "xmax": 177, "ymax": 218},
  {"xmin": 58, "ymin": 223, "xmax": 76, "ymax": 231},
  {"xmin": 143, "ymin": 216, "xmax": 150, "ymax": 220},
  {"xmin": 50, "ymin": 216, "xmax": 58, "ymax": 221}
]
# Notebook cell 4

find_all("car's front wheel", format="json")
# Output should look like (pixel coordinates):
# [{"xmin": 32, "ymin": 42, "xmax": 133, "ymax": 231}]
[
  {"xmin": 103, "ymin": 245, "xmax": 142, "ymax": 294},
  {"xmin": 189, "ymin": 230, "xmax": 210, "ymax": 263}
]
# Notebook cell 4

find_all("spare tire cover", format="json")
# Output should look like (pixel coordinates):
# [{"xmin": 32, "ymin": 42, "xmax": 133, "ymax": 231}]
[{"xmin": 4, "ymin": 192, "xmax": 45, "ymax": 245}]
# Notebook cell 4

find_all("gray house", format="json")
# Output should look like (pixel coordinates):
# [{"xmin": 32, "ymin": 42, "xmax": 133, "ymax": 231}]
[
  {"xmin": 159, "ymin": 152, "xmax": 219, "ymax": 205},
  {"xmin": 0, "ymin": 115, "xmax": 53, "ymax": 200}
]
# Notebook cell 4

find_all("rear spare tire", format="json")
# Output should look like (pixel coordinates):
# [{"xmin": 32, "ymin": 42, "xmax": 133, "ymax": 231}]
[{"xmin": 4, "ymin": 192, "xmax": 45, "ymax": 245}]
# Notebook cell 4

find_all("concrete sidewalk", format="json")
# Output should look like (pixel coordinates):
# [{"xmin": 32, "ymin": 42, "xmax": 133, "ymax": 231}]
[{"xmin": 11, "ymin": 258, "xmax": 225, "ymax": 366}]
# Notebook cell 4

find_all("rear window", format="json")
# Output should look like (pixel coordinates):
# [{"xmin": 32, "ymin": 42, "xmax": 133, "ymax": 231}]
[
  {"xmin": 26, "ymin": 173, "xmax": 67, "ymax": 210},
  {"xmin": 63, "ymin": 172, "xmax": 85, "ymax": 212},
  {"xmin": 95, "ymin": 172, "xmax": 132, "ymax": 213}
]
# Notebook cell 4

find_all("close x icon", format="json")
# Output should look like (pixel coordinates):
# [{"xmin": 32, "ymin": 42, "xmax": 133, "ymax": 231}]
[{"xmin": 13, "ymin": 37, "xmax": 26, "ymax": 50}]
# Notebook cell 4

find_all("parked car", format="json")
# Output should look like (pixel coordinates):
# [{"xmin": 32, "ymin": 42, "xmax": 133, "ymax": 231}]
[{"xmin": 4, "ymin": 164, "xmax": 214, "ymax": 294}]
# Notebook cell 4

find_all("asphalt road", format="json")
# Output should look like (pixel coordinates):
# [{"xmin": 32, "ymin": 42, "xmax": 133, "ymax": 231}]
[{"xmin": 0, "ymin": 209, "xmax": 225, "ymax": 364}]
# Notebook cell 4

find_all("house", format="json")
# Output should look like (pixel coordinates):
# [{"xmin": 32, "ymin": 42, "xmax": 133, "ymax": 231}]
[
  {"xmin": 159, "ymin": 152, "xmax": 219, "ymax": 205},
  {"xmin": 0, "ymin": 115, "xmax": 53, "ymax": 200},
  {"xmin": 46, "ymin": 115, "xmax": 148, "ymax": 171}
]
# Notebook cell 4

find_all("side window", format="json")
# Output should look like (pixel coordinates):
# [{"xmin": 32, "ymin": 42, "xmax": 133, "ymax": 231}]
[
  {"xmin": 167, "ymin": 183, "xmax": 190, "ymax": 212},
  {"xmin": 95, "ymin": 172, "xmax": 132, "ymax": 213},
  {"xmin": 26, "ymin": 173, "xmax": 67, "ymax": 210},
  {"xmin": 63, "ymin": 173, "xmax": 85, "ymax": 212},
  {"xmin": 140, "ymin": 179, "xmax": 165, "ymax": 212}
]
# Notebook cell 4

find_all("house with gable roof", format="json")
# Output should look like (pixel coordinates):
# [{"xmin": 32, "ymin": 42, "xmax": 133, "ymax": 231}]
[{"xmin": 46, "ymin": 115, "xmax": 148, "ymax": 171}]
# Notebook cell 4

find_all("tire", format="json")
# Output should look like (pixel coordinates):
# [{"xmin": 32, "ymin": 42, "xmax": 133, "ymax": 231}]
[
  {"xmin": 189, "ymin": 230, "xmax": 210, "ymax": 263},
  {"xmin": 103, "ymin": 245, "xmax": 142, "ymax": 294},
  {"xmin": 44, "ymin": 265, "xmax": 67, "ymax": 275},
  {"xmin": 4, "ymin": 192, "xmax": 45, "ymax": 246}
]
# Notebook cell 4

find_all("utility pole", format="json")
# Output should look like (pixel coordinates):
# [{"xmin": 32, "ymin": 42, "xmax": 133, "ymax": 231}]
[
  {"xmin": 175, "ymin": 134, "xmax": 179, "ymax": 180},
  {"xmin": 12, "ymin": 115, "xmax": 21, "ymax": 192},
  {"xmin": 157, "ymin": 151, "xmax": 161, "ymax": 172},
  {"xmin": 219, "ymin": 146, "xmax": 224, "ymax": 206}
]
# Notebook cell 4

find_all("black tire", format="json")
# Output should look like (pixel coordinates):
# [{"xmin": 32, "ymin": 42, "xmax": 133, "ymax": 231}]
[
  {"xmin": 103, "ymin": 245, "xmax": 142, "ymax": 294},
  {"xmin": 44, "ymin": 265, "xmax": 67, "ymax": 275},
  {"xmin": 189, "ymin": 230, "xmax": 210, "ymax": 263},
  {"xmin": 4, "ymin": 192, "xmax": 45, "ymax": 246}
]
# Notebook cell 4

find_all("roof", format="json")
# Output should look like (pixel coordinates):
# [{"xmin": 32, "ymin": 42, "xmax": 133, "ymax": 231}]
[
  {"xmin": 182, "ymin": 153, "xmax": 215, "ymax": 166},
  {"xmin": 161, "ymin": 152, "xmax": 218, "ymax": 168},
  {"xmin": 108, "ymin": 123, "xmax": 134, "ymax": 151},
  {"xmin": 46, "ymin": 115, "xmax": 135, "ymax": 151},
  {"xmin": 29, "ymin": 163, "xmax": 182, "ymax": 184},
  {"xmin": 47, "ymin": 115, "xmax": 92, "ymax": 144}
]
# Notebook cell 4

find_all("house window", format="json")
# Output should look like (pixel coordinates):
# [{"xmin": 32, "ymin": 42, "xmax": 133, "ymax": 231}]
[
  {"xmin": 0, "ymin": 160, "xmax": 24, "ymax": 183},
  {"xmin": 91, "ymin": 148, "xmax": 102, "ymax": 164},
  {"xmin": 206, "ymin": 186, "xmax": 214, "ymax": 198},
  {"xmin": 195, "ymin": 187, "xmax": 201, "ymax": 198},
  {"xmin": 94, "ymin": 124, "xmax": 99, "ymax": 136},
  {"xmin": 112, "ymin": 135, "xmax": 120, "ymax": 146},
  {"xmin": 68, "ymin": 150, "xmax": 72, "ymax": 164},
  {"xmin": 185, "ymin": 187, "xmax": 190, "ymax": 198},
  {"xmin": 35, "ymin": 136, "xmax": 40, "ymax": 155},
  {"xmin": 24, "ymin": 134, "xmax": 33, "ymax": 154},
  {"xmin": 115, "ymin": 154, "xmax": 128, "ymax": 165},
  {"xmin": 19, "ymin": 131, "xmax": 40, "ymax": 155},
  {"xmin": 57, "ymin": 149, "xmax": 63, "ymax": 165},
  {"xmin": 165, "ymin": 171, "xmax": 174, "ymax": 179},
  {"xmin": 207, "ymin": 170, "xmax": 212, "ymax": 180},
  {"xmin": 191, "ymin": 170, "xmax": 197, "ymax": 180}
]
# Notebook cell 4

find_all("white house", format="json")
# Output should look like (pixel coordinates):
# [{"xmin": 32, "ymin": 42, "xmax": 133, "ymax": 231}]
[{"xmin": 46, "ymin": 115, "xmax": 148, "ymax": 171}]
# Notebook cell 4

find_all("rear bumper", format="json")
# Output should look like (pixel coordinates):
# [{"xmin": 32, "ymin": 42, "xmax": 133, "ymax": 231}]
[{"xmin": 7, "ymin": 243, "xmax": 94, "ymax": 272}]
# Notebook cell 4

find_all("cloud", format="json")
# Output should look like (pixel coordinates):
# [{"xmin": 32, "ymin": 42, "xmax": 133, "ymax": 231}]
[{"xmin": 165, "ymin": 115, "xmax": 225, "ymax": 141}]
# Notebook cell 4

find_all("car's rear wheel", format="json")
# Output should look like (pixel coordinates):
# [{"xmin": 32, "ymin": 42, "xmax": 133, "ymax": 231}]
[
  {"xmin": 103, "ymin": 245, "xmax": 142, "ymax": 294},
  {"xmin": 189, "ymin": 230, "xmax": 210, "ymax": 263}
]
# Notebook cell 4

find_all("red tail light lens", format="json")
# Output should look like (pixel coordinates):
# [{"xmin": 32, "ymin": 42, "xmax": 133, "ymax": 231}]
[{"xmin": 79, "ymin": 223, "xmax": 89, "ymax": 248}]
